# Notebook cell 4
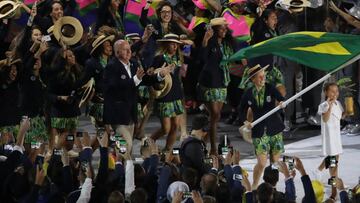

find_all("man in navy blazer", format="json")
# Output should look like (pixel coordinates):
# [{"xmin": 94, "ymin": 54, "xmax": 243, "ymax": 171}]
[{"xmin": 103, "ymin": 39, "xmax": 169, "ymax": 153}]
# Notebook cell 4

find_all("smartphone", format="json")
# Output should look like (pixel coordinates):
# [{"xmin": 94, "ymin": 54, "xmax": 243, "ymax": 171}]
[
  {"xmin": 76, "ymin": 132, "xmax": 83, "ymax": 137},
  {"xmin": 221, "ymin": 147, "xmax": 229, "ymax": 158},
  {"xmin": 183, "ymin": 191, "xmax": 192, "ymax": 199},
  {"xmin": 54, "ymin": 149, "xmax": 63, "ymax": 156},
  {"xmin": 288, "ymin": 162, "xmax": 295, "ymax": 171},
  {"xmin": 31, "ymin": 141, "xmax": 41, "ymax": 149},
  {"xmin": 348, "ymin": 189, "xmax": 353, "ymax": 200},
  {"xmin": 204, "ymin": 158, "xmax": 213, "ymax": 164},
  {"xmin": 328, "ymin": 176, "xmax": 336, "ymax": 186},
  {"xmin": 282, "ymin": 156, "xmax": 294, "ymax": 163},
  {"xmin": 135, "ymin": 157, "xmax": 144, "ymax": 163},
  {"xmin": 233, "ymin": 174, "xmax": 243, "ymax": 181},
  {"xmin": 81, "ymin": 161, "xmax": 88, "ymax": 172},
  {"xmin": 110, "ymin": 135, "xmax": 116, "ymax": 142},
  {"xmin": 66, "ymin": 134, "xmax": 75, "ymax": 141},
  {"xmin": 172, "ymin": 148, "xmax": 180, "ymax": 155},
  {"xmin": 329, "ymin": 156, "xmax": 337, "ymax": 168},
  {"xmin": 116, "ymin": 139, "xmax": 127, "ymax": 154}
]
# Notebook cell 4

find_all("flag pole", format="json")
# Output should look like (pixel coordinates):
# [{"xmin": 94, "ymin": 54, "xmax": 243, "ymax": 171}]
[{"xmin": 247, "ymin": 53, "xmax": 360, "ymax": 128}]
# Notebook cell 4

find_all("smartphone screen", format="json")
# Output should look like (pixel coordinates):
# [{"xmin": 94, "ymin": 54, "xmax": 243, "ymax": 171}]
[
  {"xmin": 172, "ymin": 148, "xmax": 180, "ymax": 155},
  {"xmin": 183, "ymin": 192, "xmax": 192, "ymax": 199},
  {"xmin": 66, "ymin": 135, "xmax": 75, "ymax": 141}
]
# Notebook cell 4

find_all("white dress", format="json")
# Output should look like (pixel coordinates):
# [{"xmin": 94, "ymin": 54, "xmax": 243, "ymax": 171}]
[{"xmin": 318, "ymin": 100, "xmax": 343, "ymax": 156}]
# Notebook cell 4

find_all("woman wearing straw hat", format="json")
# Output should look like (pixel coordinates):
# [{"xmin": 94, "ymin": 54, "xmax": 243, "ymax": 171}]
[
  {"xmin": 48, "ymin": 47, "xmax": 83, "ymax": 150},
  {"xmin": 198, "ymin": 17, "xmax": 235, "ymax": 155},
  {"xmin": 140, "ymin": 1, "xmax": 187, "ymax": 68},
  {"xmin": 238, "ymin": 64, "xmax": 286, "ymax": 190},
  {"xmin": 150, "ymin": 34, "xmax": 185, "ymax": 151},
  {"xmin": 82, "ymin": 34, "xmax": 115, "ymax": 131}
]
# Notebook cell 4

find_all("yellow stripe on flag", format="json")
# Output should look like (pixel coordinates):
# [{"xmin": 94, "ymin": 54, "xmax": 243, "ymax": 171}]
[
  {"xmin": 290, "ymin": 42, "xmax": 351, "ymax": 55},
  {"xmin": 288, "ymin": 31, "xmax": 326, "ymax": 38}
]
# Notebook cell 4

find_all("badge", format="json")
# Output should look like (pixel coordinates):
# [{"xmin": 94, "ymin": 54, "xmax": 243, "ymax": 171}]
[
  {"xmin": 30, "ymin": 76, "xmax": 36, "ymax": 81},
  {"xmin": 95, "ymin": 69, "xmax": 100, "ymax": 74},
  {"xmin": 265, "ymin": 33, "xmax": 271, "ymax": 38},
  {"xmin": 121, "ymin": 74, "xmax": 126, "ymax": 79},
  {"xmin": 266, "ymin": 96, "xmax": 271, "ymax": 102},
  {"xmin": 211, "ymin": 47, "xmax": 217, "ymax": 52},
  {"xmin": 248, "ymin": 100, "xmax": 252, "ymax": 105}
]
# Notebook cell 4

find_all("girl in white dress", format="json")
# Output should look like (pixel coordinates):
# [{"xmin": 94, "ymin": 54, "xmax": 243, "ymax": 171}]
[{"xmin": 317, "ymin": 82, "xmax": 346, "ymax": 178}]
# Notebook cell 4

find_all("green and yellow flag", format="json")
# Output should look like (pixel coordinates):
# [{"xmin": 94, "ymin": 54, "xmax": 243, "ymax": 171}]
[{"xmin": 228, "ymin": 31, "xmax": 360, "ymax": 72}]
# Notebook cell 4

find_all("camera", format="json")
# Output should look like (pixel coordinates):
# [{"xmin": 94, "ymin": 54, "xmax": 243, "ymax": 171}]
[
  {"xmin": 183, "ymin": 191, "xmax": 192, "ymax": 199},
  {"xmin": 66, "ymin": 134, "xmax": 75, "ymax": 141},
  {"xmin": 233, "ymin": 174, "xmax": 243, "ymax": 181},
  {"xmin": 172, "ymin": 148, "xmax": 180, "ymax": 155},
  {"xmin": 328, "ymin": 176, "xmax": 336, "ymax": 186}
]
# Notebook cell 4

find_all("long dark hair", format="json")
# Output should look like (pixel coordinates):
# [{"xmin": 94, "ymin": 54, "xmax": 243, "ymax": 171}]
[{"xmin": 212, "ymin": 25, "xmax": 235, "ymax": 50}]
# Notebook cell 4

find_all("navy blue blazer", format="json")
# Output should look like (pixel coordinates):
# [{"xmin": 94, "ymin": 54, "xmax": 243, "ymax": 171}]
[
  {"xmin": 239, "ymin": 83, "xmax": 285, "ymax": 138},
  {"xmin": 103, "ymin": 57, "xmax": 158, "ymax": 125}
]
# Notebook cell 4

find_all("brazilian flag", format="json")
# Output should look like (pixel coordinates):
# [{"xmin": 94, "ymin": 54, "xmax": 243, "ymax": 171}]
[{"xmin": 228, "ymin": 31, "xmax": 360, "ymax": 72}]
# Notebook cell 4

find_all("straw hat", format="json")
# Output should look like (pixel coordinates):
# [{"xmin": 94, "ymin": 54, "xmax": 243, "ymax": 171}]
[
  {"xmin": 150, "ymin": 69, "xmax": 172, "ymax": 99},
  {"xmin": 125, "ymin": 33, "xmax": 141, "ymax": 40},
  {"xmin": 244, "ymin": 64, "xmax": 270, "ymax": 84},
  {"xmin": 157, "ymin": 33, "xmax": 183, "ymax": 44},
  {"xmin": 281, "ymin": 0, "xmax": 311, "ymax": 7},
  {"xmin": 0, "ymin": 0, "xmax": 21, "ymax": 20},
  {"xmin": 53, "ymin": 16, "xmax": 84, "ymax": 46},
  {"xmin": 47, "ymin": 25, "xmax": 54, "ymax": 35},
  {"xmin": 90, "ymin": 35, "xmax": 115, "ymax": 55},
  {"xmin": 228, "ymin": 0, "xmax": 247, "ymax": 5},
  {"xmin": 79, "ymin": 78, "xmax": 95, "ymax": 108},
  {"xmin": 210, "ymin": 17, "xmax": 228, "ymax": 26}
]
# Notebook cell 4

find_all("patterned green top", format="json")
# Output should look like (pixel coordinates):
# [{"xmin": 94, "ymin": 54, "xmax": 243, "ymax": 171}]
[
  {"xmin": 252, "ymin": 86, "xmax": 265, "ymax": 107},
  {"xmin": 239, "ymin": 66, "xmax": 284, "ymax": 90},
  {"xmin": 220, "ymin": 43, "xmax": 233, "ymax": 86}
]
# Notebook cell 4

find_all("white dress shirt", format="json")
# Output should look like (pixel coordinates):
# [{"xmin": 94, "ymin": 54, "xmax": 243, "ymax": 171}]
[{"xmin": 119, "ymin": 60, "xmax": 142, "ymax": 86}]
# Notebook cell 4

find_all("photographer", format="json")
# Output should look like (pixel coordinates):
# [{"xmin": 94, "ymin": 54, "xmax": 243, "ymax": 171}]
[{"xmin": 180, "ymin": 115, "xmax": 211, "ymax": 178}]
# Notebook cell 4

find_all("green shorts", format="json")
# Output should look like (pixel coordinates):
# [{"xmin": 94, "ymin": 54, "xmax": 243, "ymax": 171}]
[
  {"xmin": 155, "ymin": 99, "xmax": 184, "ymax": 118},
  {"xmin": 253, "ymin": 133, "xmax": 284, "ymax": 155},
  {"xmin": 0, "ymin": 125, "xmax": 19, "ymax": 136},
  {"xmin": 89, "ymin": 102, "xmax": 104, "ymax": 127},
  {"xmin": 25, "ymin": 116, "xmax": 48, "ymax": 143},
  {"xmin": 51, "ymin": 117, "xmax": 79, "ymax": 130},
  {"xmin": 198, "ymin": 85, "xmax": 227, "ymax": 103}
]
